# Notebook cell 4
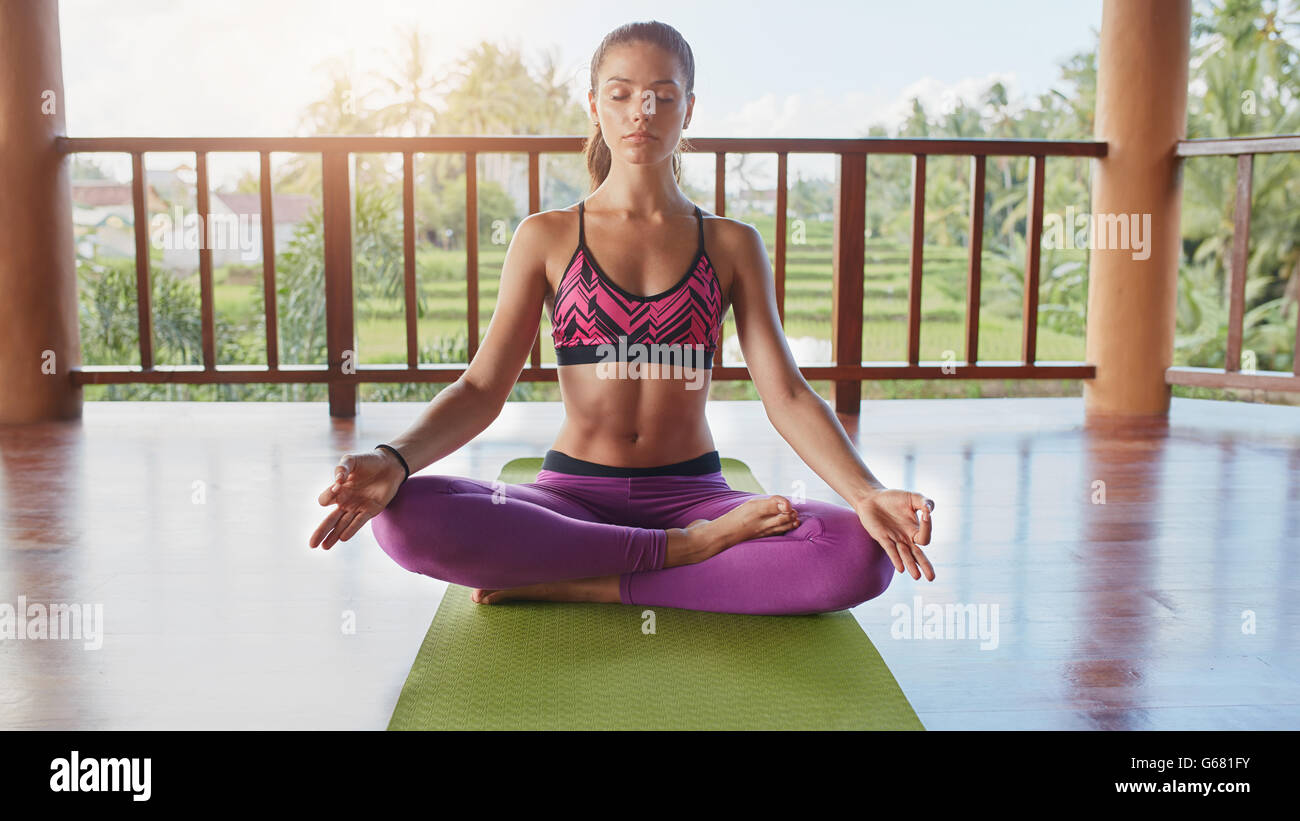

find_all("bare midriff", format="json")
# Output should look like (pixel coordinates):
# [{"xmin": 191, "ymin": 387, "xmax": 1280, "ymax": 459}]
[
  {"xmin": 542, "ymin": 206, "xmax": 731, "ymax": 469},
  {"xmin": 549, "ymin": 364, "xmax": 717, "ymax": 467}
]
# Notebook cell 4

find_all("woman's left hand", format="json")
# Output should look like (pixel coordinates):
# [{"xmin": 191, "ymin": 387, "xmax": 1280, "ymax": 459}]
[{"xmin": 853, "ymin": 490, "xmax": 936, "ymax": 581}]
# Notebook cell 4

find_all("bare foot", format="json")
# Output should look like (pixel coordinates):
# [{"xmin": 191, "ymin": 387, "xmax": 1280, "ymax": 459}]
[
  {"xmin": 472, "ymin": 575, "xmax": 619, "ymax": 605},
  {"xmin": 665, "ymin": 495, "xmax": 800, "ymax": 567}
]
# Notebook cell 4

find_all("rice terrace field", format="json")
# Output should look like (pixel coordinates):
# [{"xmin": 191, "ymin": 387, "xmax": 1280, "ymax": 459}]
[{"xmin": 196, "ymin": 211, "xmax": 1092, "ymax": 404}]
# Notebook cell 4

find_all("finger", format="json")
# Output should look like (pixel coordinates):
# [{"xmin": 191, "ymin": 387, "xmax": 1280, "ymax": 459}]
[
  {"xmin": 318, "ymin": 478, "xmax": 347, "ymax": 506},
  {"xmin": 319, "ymin": 481, "xmax": 353, "ymax": 509},
  {"xmin": 908, "ymin": 539, "xmax": 936, "ymax": 581},
  {"xmin": 890, "ymin": 533, "xmax": 921, "ymax": 579},
  {"xmin": 875, "ymin": 533, "xmax": 904, "ymax": 574},
  {"xmin": 896, "ymin": 530, "xmax": 934, "ymax": 580},
  {"xmin": 334, "ymin": 455, "xmax": 355, "ymax": 487},
  {"xmin": 337, "ymin": 506, "xmax": 374, "ymax": 542},
  {"xmin": 322, "ymin": 509, "xmax": 358, "ymax": 550},
  {"xmin": 912, "ymin": 494, "xmax": 933, "ymax": 545},
  {"xmin": 309, "ymin": 506, "xmax": 345, "ymax": 548},
  {"xmin": 325, "ymin": 514, "xmax": 361, "ymax": 550}
]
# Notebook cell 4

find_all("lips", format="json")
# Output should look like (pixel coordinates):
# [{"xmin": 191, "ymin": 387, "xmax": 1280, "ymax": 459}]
[{"xmin": 624, "ymin": 132, "xmax": 654, "ymax": 141}]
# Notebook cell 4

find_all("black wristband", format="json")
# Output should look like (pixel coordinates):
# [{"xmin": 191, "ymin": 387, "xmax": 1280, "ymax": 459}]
[{"xmin": 375, "ymin": 444, "xmax": 410, "ymax": 483}]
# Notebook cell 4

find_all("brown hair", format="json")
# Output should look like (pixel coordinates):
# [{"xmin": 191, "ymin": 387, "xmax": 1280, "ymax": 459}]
[{"xmin": 584, "ymin": 21, "xmax": 696, "ymax": 192}]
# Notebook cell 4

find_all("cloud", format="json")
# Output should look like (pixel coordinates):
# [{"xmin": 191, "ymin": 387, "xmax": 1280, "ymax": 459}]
[{"xmin": 707, "ymin": 72, "xmax": 1021, "ymax": 139}]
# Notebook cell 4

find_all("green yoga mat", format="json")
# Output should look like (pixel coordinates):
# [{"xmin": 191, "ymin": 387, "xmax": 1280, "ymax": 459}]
[{"xmin": 387, "ymin": 457, "xmax": 924, "ymax": 730}]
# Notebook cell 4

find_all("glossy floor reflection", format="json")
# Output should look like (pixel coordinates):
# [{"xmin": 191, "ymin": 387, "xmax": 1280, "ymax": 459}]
[{"xmin": 0, "ymin": 396, "xmax": 1296, "ymax": 729}]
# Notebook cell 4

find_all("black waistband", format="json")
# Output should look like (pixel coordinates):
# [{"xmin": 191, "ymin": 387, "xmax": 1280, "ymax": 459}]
[{"xmin": 541, "ymin": 449, "xmax": 722, "ymax": 477}]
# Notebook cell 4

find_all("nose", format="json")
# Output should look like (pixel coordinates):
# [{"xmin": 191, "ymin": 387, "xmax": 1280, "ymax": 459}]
[{"xmin": 635, "ymin": 91, "xmax": 657, "ymax": 118}]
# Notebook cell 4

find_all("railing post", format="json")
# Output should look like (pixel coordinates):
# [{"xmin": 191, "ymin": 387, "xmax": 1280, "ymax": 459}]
[
  {"xmin": 1225, "ymin": 153, "xmax": 1253, "ymax": 373},
  {"xmin": 402, "ymin": 151, "xmax": 418, "ymax": 370},
  {"xmin": 906, "ymin": 154, "xmax": 926, "ymax": 365},
  {"xmin": 465, "ymin": 151, "xmax": 479, "ymax": 361},
  {"xmin": 965, "ymin": 155, "xmax": 986, "ymax": 365},
  {"xmin": 831, "ymin": 152, "xmax": 866, "ymax": 415},
  {"xmin": 1022, "ymin": 155, "xmax": 1045, "ymax": 365},
  {"xmin": 321, "ymin": 151, "xmax": 357, "ymax": 417}
]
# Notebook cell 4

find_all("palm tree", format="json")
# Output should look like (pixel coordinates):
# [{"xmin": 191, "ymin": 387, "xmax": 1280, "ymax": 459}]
[{"xmin": 374, "ymin": 27, "xmax": 446, "ymax": 137}]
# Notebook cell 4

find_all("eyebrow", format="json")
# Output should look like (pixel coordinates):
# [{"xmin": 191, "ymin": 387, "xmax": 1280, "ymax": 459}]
[{"xmin": 602, "ymin": 77, "xmax": 680, "ymax": 87}]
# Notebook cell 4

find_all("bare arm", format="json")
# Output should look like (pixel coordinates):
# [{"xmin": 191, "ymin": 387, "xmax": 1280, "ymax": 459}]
[
  {"xmin": 310, "ymin": 214, "xmax": 553, "ymax": 550},
  {"xmin": 380, "ymin": 212, "xmax": 552, "ymax": 475},
  {"xmin": 728, "ymin": 221, "xmax": 936, "ymax": 579},
  {"xmin": 728, "ymin": 222, "xmax": 887, "ymax": 506}
]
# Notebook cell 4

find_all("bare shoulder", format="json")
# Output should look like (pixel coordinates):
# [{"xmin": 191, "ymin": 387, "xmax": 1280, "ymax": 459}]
[
  {"xmin": 699, "ymin": 211, "xmax": 768, "ymax": 297},
  {"xmin": 508, "ymin": 205, "xmax": 581, "ymax": 286},
  {"xmin": 511, "ymin": 205, "xmax": 577, "ymax": 252},
  {"xmin": 704, "ymin": 211, "xmax": 764, "ymax": 247}
]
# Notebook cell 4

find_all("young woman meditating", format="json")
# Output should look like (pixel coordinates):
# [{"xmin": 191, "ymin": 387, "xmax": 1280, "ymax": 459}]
[{"xmin": 308, "ymin": 20, "xmax": 936, "ymax": 615}]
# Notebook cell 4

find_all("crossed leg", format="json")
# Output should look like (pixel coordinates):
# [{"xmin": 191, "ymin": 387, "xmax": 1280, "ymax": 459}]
[
  {"xmin": 369, "ymin": 474, "xmax": 801, "ymax": 598},
  {"xmin": 370, "ymin": 474, "xmax": 666, "ymax": 589},
  {"xmin": 476, "ymin": 485, "xmax": 896, "ymax": 616},
  {"xmin": 616, "ymin": 493, "xmax": 896, "ymax": 615}
]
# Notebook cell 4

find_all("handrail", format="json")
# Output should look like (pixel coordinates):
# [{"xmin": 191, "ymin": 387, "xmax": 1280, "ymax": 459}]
[
  {"xmin": 1168, "ymin": 135, "xmax": 1300, "ymax": 392},
  {"xmin": 60, "ymin": 135, "xmax": 1107, "ymax": 416}
]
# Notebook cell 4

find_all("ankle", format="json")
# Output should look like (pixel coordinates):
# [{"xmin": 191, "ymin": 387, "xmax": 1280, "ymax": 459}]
[
  {"xmin": 663, "ymin": 527, "xmax": 693, "ymax": 568},
  {"xmin": 663, "ymin": 525, "xmax": 714, "ymax": 568}
]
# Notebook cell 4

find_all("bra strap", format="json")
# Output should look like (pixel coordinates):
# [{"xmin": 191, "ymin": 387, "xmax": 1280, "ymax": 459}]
[
  {"xmin": 578, "ymin": 198, "xmax": 586, "ymax": 247},
  {"xmin": 694, "ymin": 204, "xmax": 705, "ymax": 256}
]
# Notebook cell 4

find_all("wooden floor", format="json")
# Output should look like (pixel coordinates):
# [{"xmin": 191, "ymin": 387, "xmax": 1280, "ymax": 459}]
[{"xmin": 0, "ymin": 396, "xmax": 1297, "ymax": 730}]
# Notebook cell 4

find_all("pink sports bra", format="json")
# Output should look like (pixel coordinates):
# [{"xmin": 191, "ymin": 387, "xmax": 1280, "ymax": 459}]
[{"xmin": 550, "ymin": 198, "xmax": 723, "ymax": 369}]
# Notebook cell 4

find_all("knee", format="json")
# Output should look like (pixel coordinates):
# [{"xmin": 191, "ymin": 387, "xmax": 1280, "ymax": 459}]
[
  {"xmin": 369, "ymin": 479, "xmax": 423, "ymax": 572},
  {"xmin": 805, "ymin": 508, "xmax": 895, "ymax": 612},
  {"xmin": 370, "ymin": 475, "xmax": 471, "ymax": 575}
]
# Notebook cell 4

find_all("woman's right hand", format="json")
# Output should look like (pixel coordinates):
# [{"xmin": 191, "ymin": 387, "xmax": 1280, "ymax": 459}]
[{"xmin": 309, "ymin": 449, "xmax": 408, "ymax": 550}]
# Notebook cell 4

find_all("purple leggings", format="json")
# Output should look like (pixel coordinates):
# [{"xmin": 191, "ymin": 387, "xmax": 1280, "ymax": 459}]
[{"xmin": 369, "ymin": 449, "xmax": 895, "ymax": 615}]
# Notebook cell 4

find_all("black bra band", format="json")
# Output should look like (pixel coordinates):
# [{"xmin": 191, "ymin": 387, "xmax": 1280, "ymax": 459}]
[
  {"xmin": 555, "ymin": 343, "xmax": 714, "ymax": 368},
  {"xmin": 541, "ymin": 449, "xmax": 722, "ymax": 477}
]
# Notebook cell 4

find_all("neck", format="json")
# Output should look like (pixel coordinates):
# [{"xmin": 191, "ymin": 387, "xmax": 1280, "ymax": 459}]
[{"xmin": 590, "ymin": 162, "xmax": 693, "ymax": 217}]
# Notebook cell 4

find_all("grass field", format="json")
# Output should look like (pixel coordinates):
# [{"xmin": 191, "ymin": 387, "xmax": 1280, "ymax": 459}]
[
  {"xmin": 87, "ymin": 211, "xmax": 1294, "ymax": 407},
  {"xmin": 212, "ymin": 235, "xmax": 1089, "ymax": 368}
]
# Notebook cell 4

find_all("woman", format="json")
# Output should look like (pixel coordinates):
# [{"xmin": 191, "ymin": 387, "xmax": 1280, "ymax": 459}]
[{"xmin": 308, "ymin": 20, "xmax": 936, "ymax": 615}]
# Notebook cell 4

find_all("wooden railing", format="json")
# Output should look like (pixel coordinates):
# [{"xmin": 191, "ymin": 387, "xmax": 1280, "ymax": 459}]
[
  {"xmin": 58, "ymin": 136, "xmax": 1105, "ymax": 416},
  {"xmin": 1171, "ymin": 135, "xmax": 1300, "ymax": 393}
]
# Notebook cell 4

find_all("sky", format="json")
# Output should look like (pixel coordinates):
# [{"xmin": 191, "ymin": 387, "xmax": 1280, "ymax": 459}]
[{"xmin": 57, "ymin": 0, "xmax": 1103, "ymax": 184}]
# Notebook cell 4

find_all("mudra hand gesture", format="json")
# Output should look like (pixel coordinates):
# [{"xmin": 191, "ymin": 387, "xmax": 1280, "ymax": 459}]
[
  {"xmin": 852, "ymin": 490, "xmax": 935, "ymax": 580},
  {"xmin": 309, "ymin": 448, "xmax": 407, "ymax": 550}
]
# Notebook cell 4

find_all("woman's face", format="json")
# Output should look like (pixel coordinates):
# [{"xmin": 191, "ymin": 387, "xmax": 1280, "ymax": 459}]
[{"xmin": 590, "ymin": 41, "xmax": 693, "ymax": 164}]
